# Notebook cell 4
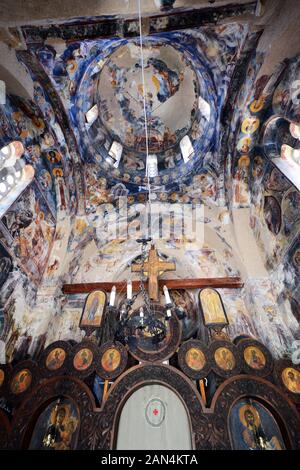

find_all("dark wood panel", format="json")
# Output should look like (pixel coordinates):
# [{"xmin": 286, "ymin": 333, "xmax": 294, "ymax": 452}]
[{"xmin": 62, "ymin": 277, "xmax": 243, "ymax": 294}]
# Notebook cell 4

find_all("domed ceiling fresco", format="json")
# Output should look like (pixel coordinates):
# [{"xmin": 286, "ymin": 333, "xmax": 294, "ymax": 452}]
[
  {"xmin": 80, "ymin": 35, "xmax": 216, "ymax": 186},
  {"xmin": 26, "ymin": 24, "xmax": 251, "ymax": 209},
  {"xmin": 97, "ymin": 42, "xmax": 198, "ymax": 155}
]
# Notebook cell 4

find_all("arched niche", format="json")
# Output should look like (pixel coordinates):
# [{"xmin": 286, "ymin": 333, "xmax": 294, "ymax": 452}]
[
  {"xmin": 116, "ymin": 383, "xmax": 192, "ymax": 450},
  {"xmin": 263, "ymin": 115, "xmax": 300, "ymax": 190},
  {"xmin": 101, "ymin": 365, "xmax": 208, "ymax": 450},
  {"xmin": 263, "ymin": 116, "xmax": 298, "ymax": 159},
  {"xmin": 9, "ymin": 376, "xmax": 96, "ymax": 450},
  {"xmin": 229, "ymin": 398, "xmax": 286, "ymax": 450},
  {"xmin": 27, "ymin": 397, "xmax": 80, "ymax": 450},
  {"xmin": 210, "ymin": 375, "xmax": 300, "ymax": 449}
]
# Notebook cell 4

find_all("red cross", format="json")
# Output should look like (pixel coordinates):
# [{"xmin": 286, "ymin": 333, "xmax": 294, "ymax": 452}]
[{"xmin": 153, "ymin": 408, "xmax": 159, "ymax": 416}]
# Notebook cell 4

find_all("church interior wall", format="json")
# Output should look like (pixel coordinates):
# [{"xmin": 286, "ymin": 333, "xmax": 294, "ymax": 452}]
[
  {"xmin": 223, "ymin": 1, "xmax": 300, "ymax": 358},
  {"xmin": 0, "ymin": 0, "xmax": 299, "ymax": 451},
  {"xmin": 1, "ymin": 22, "xmax": 299, "ymax": 361},
  {"xmin": 0, "ymin": 6, "xmax": 298, "ymax": 356},
  {"xmin": 228, "ymin": 51, "xmax": 300, "ymax": 342}
]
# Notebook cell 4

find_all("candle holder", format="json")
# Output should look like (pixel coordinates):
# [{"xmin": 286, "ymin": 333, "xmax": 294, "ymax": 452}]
[
  {"xmin": 112, "ymin": 241, "xmax": 181, "ymax": 346},
  {"xmin": 164, "ymin": 302, "xmax": 173, "ymax": 320}
]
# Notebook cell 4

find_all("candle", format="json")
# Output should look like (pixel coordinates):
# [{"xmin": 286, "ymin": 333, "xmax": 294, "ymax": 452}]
[
  {"xmin": 109, "ymin": 285, "xmax": 116, "ymax": 306},
  {"xmin": 127, "ymin": 280, "xmax": 132, "ymax": 300},
  {"xmin": 139, "ymin": 307, "xmax": 144, "ymax": 325},
  {"xmin": 120, "ymin": 304, "xmax": 127, "ymax": 318},
  {"xmin": 163, "ymin": 285, "xmax": 171, "ymax": 304}
]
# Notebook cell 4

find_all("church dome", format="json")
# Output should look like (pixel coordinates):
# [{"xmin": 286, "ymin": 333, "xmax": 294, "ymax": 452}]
[{"xmin": 76, "ymin": 36, "xmax": 217, "ymax": 189}]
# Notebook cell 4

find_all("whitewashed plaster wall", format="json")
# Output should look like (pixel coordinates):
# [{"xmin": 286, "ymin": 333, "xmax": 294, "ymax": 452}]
[{"xmin": 0, "ymin": 41, "xmax": 33, "ymax": 99}]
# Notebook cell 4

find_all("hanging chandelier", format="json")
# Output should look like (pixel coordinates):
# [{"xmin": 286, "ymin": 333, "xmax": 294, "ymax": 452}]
[{"xmin": 107, "ymin": 239, "xmax": 175, "ymax": 347}]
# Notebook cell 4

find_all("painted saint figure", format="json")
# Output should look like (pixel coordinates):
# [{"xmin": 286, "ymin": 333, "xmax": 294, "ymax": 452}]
[
  {"xmin": 101, "ymin": 348, "xmax": 121, "ymax": 372},
  {"xmin": 46, "ymin": 348, "xmax": 66, "ymax": 371},
  {"xmin": 185, "ymin": 348, "xmax": 205, "ymax": 371},
  {"xmin": 147, "ymin": 58, "xmax": 182, "ymax": 103},
  {"xmin": 80, "ymin": 290, "xmax": 106, "ymax": 328},
  {"xmin": 241, "ymin": 408, "xmax": 282, "ymax": 450},
  {"xmin": 88, "ymin": 297, "xmax": 99, "ymax": 321},
  {"xmin": 282, "ymin": 368, "xmax": 300, "ymax": 393},
  {"xmin": 29, "ymin": 401, "xmax": 79, "ymax": 450},
  {"xmin": 73, "ymin": 348, "xmax": 93, "ymax": 370},
  {"xmin": 244, "ymin": 347, "xmax": 266, "ymax": 370},
  {"xmin": 199, "ymin": 288, "xmax": 227, "ymax": 326},
  {"xmin": 214, "ymin": 347, "xmax": 235, "ymax": 371},
  {"xmin": 230, "ymin": 400, "xmax": 285, "ymax": 450}
]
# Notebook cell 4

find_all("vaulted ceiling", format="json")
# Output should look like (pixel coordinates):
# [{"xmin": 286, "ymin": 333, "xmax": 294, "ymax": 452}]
[
  {"xmin": 1, "ymin": 0, "xmax": 300, "ymax": 354},
  {"xmin": 7, "ymin": 1, "xmax": 262, "ymax": 212}
]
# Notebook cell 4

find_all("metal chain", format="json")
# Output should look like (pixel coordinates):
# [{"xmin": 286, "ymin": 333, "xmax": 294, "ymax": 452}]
[
  {"xmin": 139, "ymin": 241, "xmax": 152, "ymax": 317},
  {"xmin": 137, "ymin": 0, "xmax": 153, "ymax": 239}
]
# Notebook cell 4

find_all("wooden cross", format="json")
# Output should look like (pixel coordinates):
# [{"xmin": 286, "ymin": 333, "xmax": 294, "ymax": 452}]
[{"xmin": 131, "ymin": 244, "xmax": 176, "ymax": 301}]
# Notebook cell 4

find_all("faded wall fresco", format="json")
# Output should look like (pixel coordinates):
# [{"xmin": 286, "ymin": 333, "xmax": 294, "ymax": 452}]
[
  {"xmin": 0, "ymin": 96, "xmax": 57, "ymax": 214},
  {"xmin": 0, "ymin": 182, "xmax": 55, "ymax": 284},
  {"xmin": 0, "ymin": 14, "xmax": 299, "ymax": 365},
  {"xmin": 227, "ymin": 53, "xmax": 300, "ymax": 355},
  {"xmin": 0, "ymin": 92, "xmax": 75, "ymax": 358}
]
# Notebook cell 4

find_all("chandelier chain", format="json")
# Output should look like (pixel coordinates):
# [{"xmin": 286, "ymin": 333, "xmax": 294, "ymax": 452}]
[{"xmin": 137, "ymin": 0, "xmax": 153, "ymax": 239}]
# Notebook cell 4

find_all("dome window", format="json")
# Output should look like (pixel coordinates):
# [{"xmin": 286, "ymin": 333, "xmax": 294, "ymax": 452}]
[
  {"xmin": 108, "ymin": 141, "xmax": 123, "ymax": 168},
  {"xmin": 85, "ymin": 104, "xmax": 99, "ymax": 125},
  {"xmin": 263, "ymin": 117, "xmax": 300, "ymax": 190},
  {"xmin": 198, "ymin": 96, "xmax": 210, "ymax": 122},
  {"xmin": 180, "ymin": 135, "xmax": 194, "ymax": 163},
  {"xmin": 146, "ymin": 154, "xmax": 158, "ymax": 178},
  {"xmin": 0, "ymin": 141, "xmax": 34, "ymax": 217}
]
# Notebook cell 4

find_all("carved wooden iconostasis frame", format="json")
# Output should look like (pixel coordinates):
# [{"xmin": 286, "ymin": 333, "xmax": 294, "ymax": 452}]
[
  {"xmin": 0, "ymin": 333, "xmax": 300, "ymax": 450},
  {"xmin": 0, "ymin": 409, "xmax": 11, "ymax": 449}
]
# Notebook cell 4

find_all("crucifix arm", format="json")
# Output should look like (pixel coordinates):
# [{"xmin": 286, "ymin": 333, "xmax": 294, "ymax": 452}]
[
  {"xmin": 131, "ymin": 262, "xmax": 149, "ymax": 273},
  {"xmin": 159, "ymin": 261, "xmax": 176, "ymax": 271}
]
